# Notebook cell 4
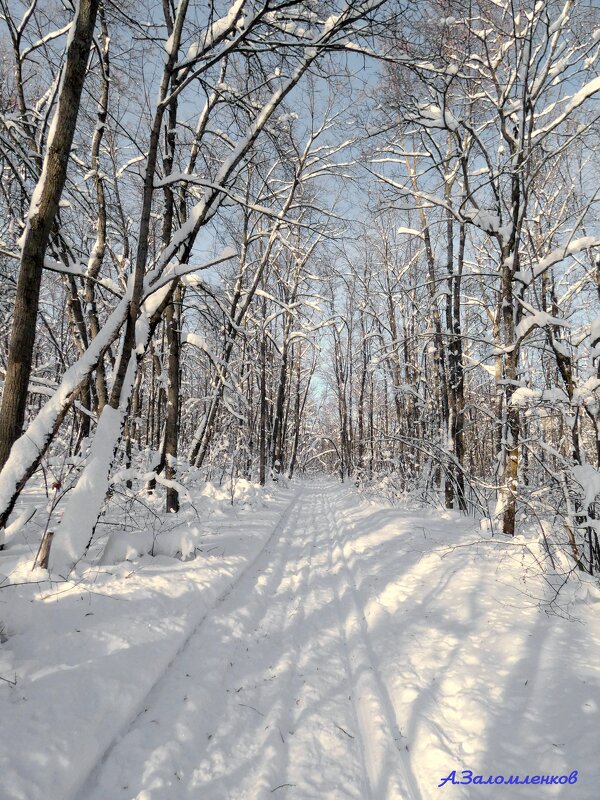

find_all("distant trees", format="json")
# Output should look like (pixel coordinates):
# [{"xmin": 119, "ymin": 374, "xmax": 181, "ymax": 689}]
[
  {"xmin": 371, "ymin": 0, "xmax": 600, "ymax": 535},
  {"xmin": 318, "ymin": 0, "xmax": 600, "ymax": 570},
  {"xmin": 0, "ymin": 0, "xmax": 393, "ymax": 569},
  {"xmin": 0, "ymin": 0, "xmax": 599, "ymax": 577}
]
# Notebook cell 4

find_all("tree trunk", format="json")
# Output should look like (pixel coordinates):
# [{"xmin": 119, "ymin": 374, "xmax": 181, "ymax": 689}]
[
  {"xmin": 259, "ymin": 299, "xmax": 267, "ymax": 486},
  {"xmin": 0, "ymin": 0, "xmax": 100, "ymax": 469},
  {"xmin": 164, "ymin": 287, "xmax": 181, "ymax": 513}
]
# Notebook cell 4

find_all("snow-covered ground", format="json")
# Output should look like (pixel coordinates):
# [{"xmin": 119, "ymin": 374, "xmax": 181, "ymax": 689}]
[{"xmin": 1, "ymin": 479, "xmax": 599, "ymax": 799}]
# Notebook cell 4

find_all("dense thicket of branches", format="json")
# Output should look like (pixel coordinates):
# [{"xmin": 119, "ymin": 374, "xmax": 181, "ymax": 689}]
[{"xmin": 0, "ymin": 0, "xmax": 599, "ymax": 578}]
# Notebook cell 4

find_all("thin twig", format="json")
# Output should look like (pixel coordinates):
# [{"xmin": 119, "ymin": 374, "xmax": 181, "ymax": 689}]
[
  {"xmin": 237, "ymin": 703, "xmax": 264, "ymax": 716},
  {"xmin": 334, "ymin": 723, "xmax": 354, "ymax": 739}
]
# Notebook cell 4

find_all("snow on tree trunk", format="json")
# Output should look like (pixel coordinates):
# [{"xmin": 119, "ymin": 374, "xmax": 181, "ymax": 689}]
[
  {"xmin": 0, "ymin": 295, "xmax": 130, "ymax": 531},
  {"xmin": 50, "ymin": 352, "xmax": 137, "ymax": 577}
]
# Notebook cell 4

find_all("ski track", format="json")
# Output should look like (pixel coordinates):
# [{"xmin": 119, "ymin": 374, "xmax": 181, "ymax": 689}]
[
  {"xmin": 76, "ymin": 480, "xmax": 413, "ymax": 800},
  {"xmin": 71, "ymin": 486, "xmax": 304, "ymax": 800},
  {"xmin": 324, "ymin": 489, "xmax": 418, "ymax": 800}
]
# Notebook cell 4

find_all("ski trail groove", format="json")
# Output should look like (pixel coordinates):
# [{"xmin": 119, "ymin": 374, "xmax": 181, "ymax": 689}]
[
  {"xmin": 325, "ymin": 495, "xmax": 374, "ymax": 800},
  {"xmin": 71, "ymin": 487, "xmax": 303, "ymax": 800},
  {"xmin": 220, "ymin": 486, "xmax": 323, "ymax": 797},
  {"xmin": 277, "ymin": 486, "xmax": 365, "ymax": 798},
  {"xmin": 324, "ymin": 488, "xmax": 418, "ymax": 800}
]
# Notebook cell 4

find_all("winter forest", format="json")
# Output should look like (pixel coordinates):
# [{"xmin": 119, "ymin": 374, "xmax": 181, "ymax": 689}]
[{"xmin": 1, "ymin": 0, "xmax": 600, "ymax": 798}]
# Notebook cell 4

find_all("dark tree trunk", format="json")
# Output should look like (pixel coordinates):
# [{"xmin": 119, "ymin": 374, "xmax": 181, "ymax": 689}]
[
  {"xmin": 164, "ymin": 287, "xmax": 181, "ymax": 513},
  {"xmin": 0, "ymin": 0, "xmax": 100, "ymax": 469},
  {"xmin": 259, "ymin": 299, "xmax": 267, "ymax": 486}
]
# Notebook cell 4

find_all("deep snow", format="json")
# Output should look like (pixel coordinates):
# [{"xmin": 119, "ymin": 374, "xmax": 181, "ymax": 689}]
[{"xmin": 1, "ymin": 479, "xmax": 599, "ymax": 799}]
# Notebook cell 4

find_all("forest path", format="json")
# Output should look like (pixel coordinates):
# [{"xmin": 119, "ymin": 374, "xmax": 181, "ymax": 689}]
[
  {"xmin": 6, "ymin": 479, "xmax": 598, "ymax": 800},
  {"xmin": 77, "ymin": 480, "xmax": 416, "ymax": 800}
]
